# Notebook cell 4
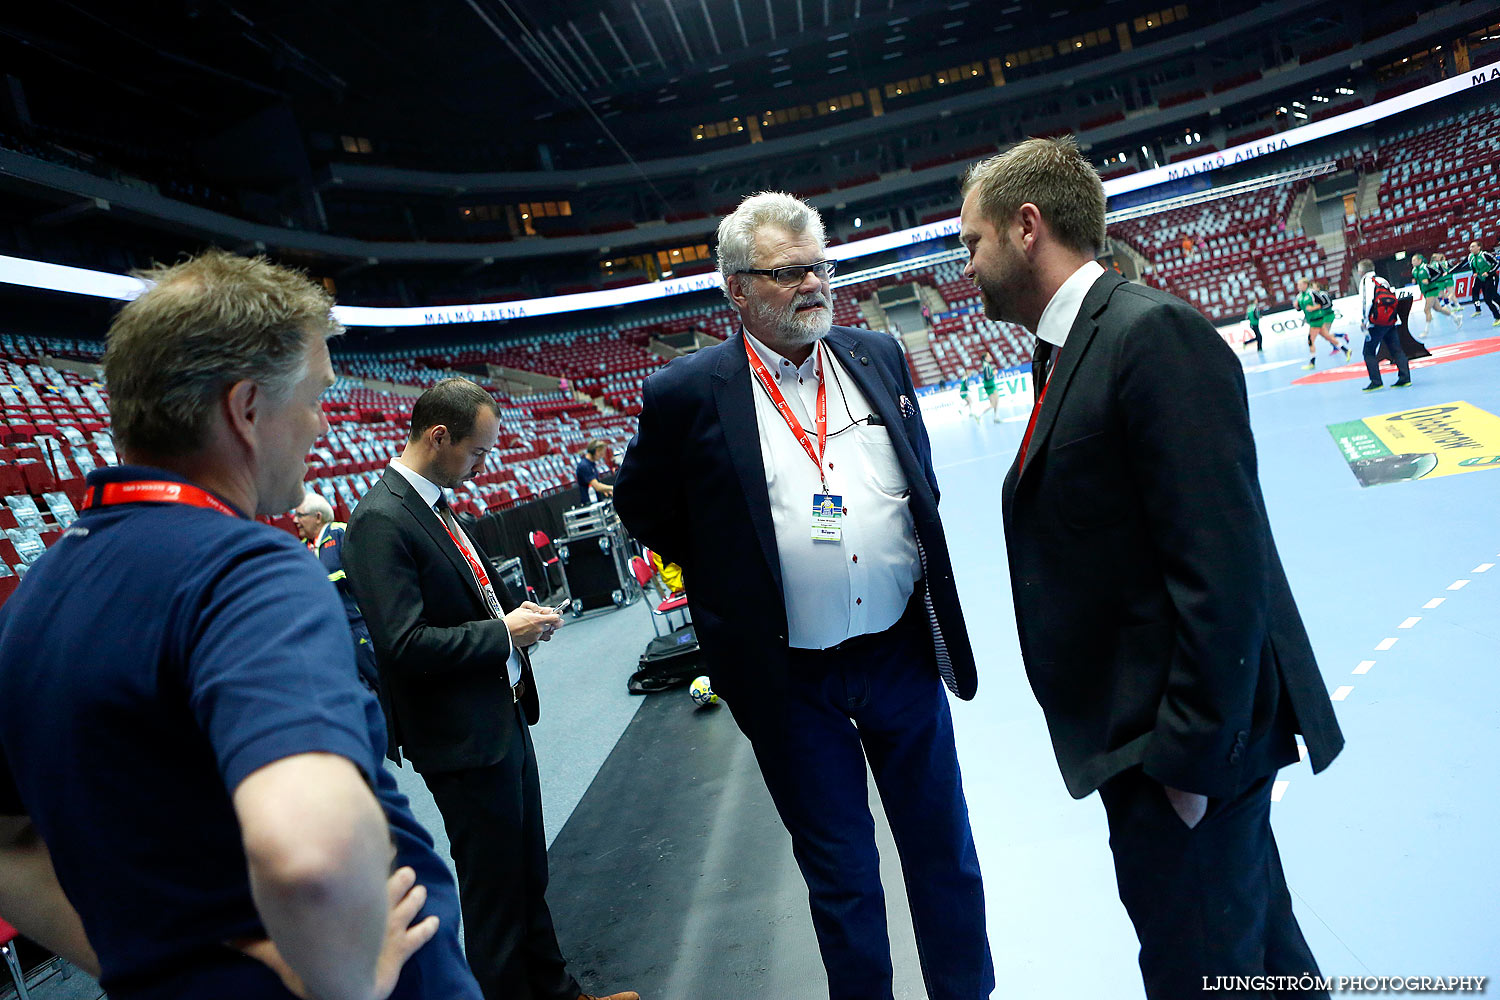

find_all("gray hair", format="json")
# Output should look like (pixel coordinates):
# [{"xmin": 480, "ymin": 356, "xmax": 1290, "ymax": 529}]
[
  {"xmin": 300, "ymin": 491, "xmax": 335, "ymax": 524},
  {"xmin": 103, "ymin": 249, "xmax": 342, "ymax": 458},
  {"xmin": 716, "ymin": 191, "xmax": 827, "ymax": 302}
]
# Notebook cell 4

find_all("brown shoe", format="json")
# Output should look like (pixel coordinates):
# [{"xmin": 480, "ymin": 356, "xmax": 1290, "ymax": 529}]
[{"xmin": 578, "ymin": 993, "xmax": 639, "ymax": 1000}]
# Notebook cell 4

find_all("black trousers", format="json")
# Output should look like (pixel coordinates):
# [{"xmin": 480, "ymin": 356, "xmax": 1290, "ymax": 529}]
[
  {"xmin": 424, "ymin": 705, "xmax": 579, "ymax": 1000},
  {"xmin": 1363, "ymin": 325, "xmax": 1409, "ymax": 385},
  {"xmin": 1098, "ymin": 769, "xmax": 1326, "ymax": 1000},
  {"xmin": 1475, "ymin": 275, "xmax": 1500, "ymax": 319}
]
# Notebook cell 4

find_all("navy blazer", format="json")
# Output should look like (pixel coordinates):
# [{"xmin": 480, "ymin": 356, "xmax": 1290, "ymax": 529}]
[
  {"xmin": 1000, "ymin": 274, "xmax": 1343, "ymax": 800},
  {"xmin": 615, "ymin": 327, "xmax": 976, "ymax": 738}
]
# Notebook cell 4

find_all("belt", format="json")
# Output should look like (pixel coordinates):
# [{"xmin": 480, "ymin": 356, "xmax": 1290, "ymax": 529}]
[
  {"xmin": 511, "ymin": 677, "xmax": 527, "ymax": 704},
  {"xmin": 790, "ymin": 584, "xmax": 926, "ymax": 658}
]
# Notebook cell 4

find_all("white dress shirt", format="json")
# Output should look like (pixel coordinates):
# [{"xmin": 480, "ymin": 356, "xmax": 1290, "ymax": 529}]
[
  {"xmin": 1036, "ymin": 260, "xmax": 1109, "ymax": 350},
  {"xmin": 744, "ymin": 331, "xmax": 922, "ymax": 650},
  {"xmin": 389, "ymin": 459, "xmax": 521, "ymax": 686}
]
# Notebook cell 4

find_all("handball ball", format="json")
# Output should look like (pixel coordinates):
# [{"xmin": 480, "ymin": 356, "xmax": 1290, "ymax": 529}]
[{"xmin": 689, "ymin": 676, "xmax": 719, "ymax": 707}]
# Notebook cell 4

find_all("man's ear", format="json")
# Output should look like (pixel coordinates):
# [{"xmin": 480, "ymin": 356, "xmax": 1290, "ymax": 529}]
[
  {"xmin": 223, "ymin": 379, "xmax": 260, "ymax": 451},
  {"xmin": 1017, "ymin": 203, "xmax": 1043, "ymax": 253},
  {"xmin": 727, "ymin": 274, "xmax": 749, "ymax": 311},
  {"xmin": 427, "ymin": 424, "xmax": 449, "ymax": 449}
]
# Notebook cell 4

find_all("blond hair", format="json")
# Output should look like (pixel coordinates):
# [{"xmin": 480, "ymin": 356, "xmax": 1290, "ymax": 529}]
[
  {"xmin": 961, "ymin": 136, "xmax": 1106, "ymax": 257},
  {"xmin": 104, "ymin": 250, "xmax": 341, "ymax": 457}
]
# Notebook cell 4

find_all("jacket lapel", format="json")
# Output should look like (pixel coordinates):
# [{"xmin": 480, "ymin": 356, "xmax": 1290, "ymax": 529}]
[
  {"xmin": 383, "ymin": 467, "xmax": 489, "ymax": 609},
  {"xmin": 1016, "ymin": 273, "xmax": 1124, "ymax": 486},
  {"xmin": 824, "ymin": 329, "xmax": 937, "ymax": 511},
  {"xmin": 712, "ymin": 332, "xmax": 783, "ymax": 596}
]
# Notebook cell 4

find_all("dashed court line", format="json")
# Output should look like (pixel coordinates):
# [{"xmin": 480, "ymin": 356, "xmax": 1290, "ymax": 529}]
[{"xmin": 1278, "ymin": 548, "xmax": 1493, "ymax": 804}]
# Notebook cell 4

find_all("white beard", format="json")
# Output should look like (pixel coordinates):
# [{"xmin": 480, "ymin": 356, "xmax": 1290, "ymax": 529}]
[{"xmin": 744, "ymin": 289, "xmax": 833, "ymax": 347}]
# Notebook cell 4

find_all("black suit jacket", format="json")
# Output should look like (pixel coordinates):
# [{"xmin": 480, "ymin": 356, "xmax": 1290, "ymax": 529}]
[
  {"xmin": 614, "ymin": 327, "xmax": 976, "ymax": 740},
  {"xmin": 1001, "ymin": 273, "xmax": 1344, "ymax": 800},
  {"xmin": 342, "ymin": 467, "xmax": 538, "ymax": 774}
]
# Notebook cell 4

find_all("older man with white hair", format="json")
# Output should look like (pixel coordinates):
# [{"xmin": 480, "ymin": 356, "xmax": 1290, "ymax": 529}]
[{"xmin": 615, "ymin": 193, "xmax": 993, "ymax": 1000}]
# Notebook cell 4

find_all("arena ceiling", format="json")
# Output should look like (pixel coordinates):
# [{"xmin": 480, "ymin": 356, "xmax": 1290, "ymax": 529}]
[{"xmin": 2, "ymin": 0, "xmax": 1179, "ymax": 166}]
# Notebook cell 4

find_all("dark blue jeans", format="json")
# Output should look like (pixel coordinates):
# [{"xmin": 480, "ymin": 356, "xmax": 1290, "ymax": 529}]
[
  {"xmin": 1362, "ymin": 324, "xmax": 1409, "ymax": 384},
  {"xmin": 749, "ymin": 603, "xmax": 993, "ymax": 1000}
]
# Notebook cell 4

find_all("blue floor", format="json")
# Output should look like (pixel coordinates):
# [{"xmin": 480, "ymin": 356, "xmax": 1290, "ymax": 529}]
[{"xmin": 929, "ymin": 316, "xmax": 1500, "ymax": 996}]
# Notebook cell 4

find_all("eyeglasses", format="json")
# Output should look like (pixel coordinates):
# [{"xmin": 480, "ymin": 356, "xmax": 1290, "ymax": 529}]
[
  {"xmin": 292, "ymin": 510, "xmax": 315, "ymax": 518},
  {"xmin": 736, "ymin": 259, "xmax": 837, "ymax": 287}
]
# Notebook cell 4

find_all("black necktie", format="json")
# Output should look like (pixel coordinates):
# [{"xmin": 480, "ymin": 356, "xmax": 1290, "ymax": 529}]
[{"xmin": 1032, "ymin": 338, "xmax": 1054, "ymax": 391}]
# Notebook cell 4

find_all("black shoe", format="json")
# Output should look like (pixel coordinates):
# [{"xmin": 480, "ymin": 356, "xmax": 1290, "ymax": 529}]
[
  {"xmin": 1362, "ymin": 381, "xmax": 1384, "ymax": 392},
  {"xmin": 1393, "ymin": 378, "xmax": 1412, "ymax": 388}
]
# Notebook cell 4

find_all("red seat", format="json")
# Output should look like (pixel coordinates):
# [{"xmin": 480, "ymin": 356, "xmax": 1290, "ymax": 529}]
[{"xmin": 0, "ymin": 913, "xmax": 33, "ymax": 998}]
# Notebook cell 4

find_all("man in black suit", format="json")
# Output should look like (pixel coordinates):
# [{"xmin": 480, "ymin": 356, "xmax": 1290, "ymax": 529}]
[
  {"xmin": 961, "ymin": 137, "xmax": 1345, "ymax": 998},
  {"xmin": 615, "ymin": 193, "xmax": 992, "ymax": 1000},
  {"xmin": 342, "ymin": 378, "xmax": 636, "ymax": 1000}
]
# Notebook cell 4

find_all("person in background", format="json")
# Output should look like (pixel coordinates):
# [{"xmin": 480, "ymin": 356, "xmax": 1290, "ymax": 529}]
[
  {"xmin": 294, "ymin": 492, "xmax": 386, "ymax": 711},
  {"xmin": 957, "ymin": 366, "xmax": 980, "ymax": 422},
  {"xmin": 1313, "ymin": 278, "xmax": 1349, "ymax": 354},
  {"xmin": 1358, "ymin": 258, "xmax": 1410, "ymax": 391},
  {"xmin": 0, "ymin": 250, "xmax": 478, "ymax": 1000},
  {"xmin": 1411, "ymin": 253, "xmax": 1463, "ymax": 334},
  {"xmin": 342, "ymin": 380, "xmax": 633, "ymax": 1000},
  {"xmin": 981, "ymin": 350, "xmax": 1002, "ymax": 423},
  {"xmin": 616, "ymin": 191, "xmax": 992, "ymax": 1000},
  {"xmin": 963, "ymin": 137, "xmax": 1343, "ymax": 1000},
  {"xmin": 1244, "ymin": 295, "xmax": 1264, "ymax": 352},
  {"xmin": 1296, "ymin": 277, "xmax": 1343, "ymax": 369},
  {"xmin": 1467, "ymin": 240, "xmax": 1500, "ymax": 324},
  {"xmin": 575, "ymin": 439, "xmax": 613, "ymax": 505}
]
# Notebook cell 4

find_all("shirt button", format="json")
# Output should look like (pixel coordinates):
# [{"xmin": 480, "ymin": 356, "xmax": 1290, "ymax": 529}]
[
  {"xmin": 852, "ymin": 554, "xmax": 858, "ymax": 563},
  {"xmin": 855, "ymin": 597, "xmax": 862, "ymax": 605}
]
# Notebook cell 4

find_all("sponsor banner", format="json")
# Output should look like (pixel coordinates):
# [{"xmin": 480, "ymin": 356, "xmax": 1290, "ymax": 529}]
[{"xmin": 1327, "ymin": 401, "xmax": 1500, "ymax": 486}]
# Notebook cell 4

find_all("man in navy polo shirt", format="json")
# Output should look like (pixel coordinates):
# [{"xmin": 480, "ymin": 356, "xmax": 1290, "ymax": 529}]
[
  {"xmin": 574, "ymin": 439, "xmax": 613, "ymax": 506},
  {"xmin": 0, "ymin": 250, "xmax": 480, "ymax": 1000}
]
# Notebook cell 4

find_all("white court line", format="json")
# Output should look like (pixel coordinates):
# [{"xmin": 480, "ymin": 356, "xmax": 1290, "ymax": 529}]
[
  {"xmin": 1398, "ymin": 616, "xmax": 1421, "ymax": 629},
  {"xmin": 1332, "ymin": 685, "xmax": 1355, "ymax": 701},
  {"xmin": 1448, "ymin": 579, "xmax": 1470, "ymax": 590},
  {"xmin": 1474, "ymin": 563, "xmax": 1494, "ymax": 573},
  {"xmin": 1353, "ymin": 661, "xmax": 1375, "ymax": 675},
  {"xmin": 1248, "ymin": 385, "xmax": 1298, "ymax": 399},
  {"xmin": 1374, "ymin": 637, "xmax": 1398, "ymax": 651},
  {"xmin": 1297, "ymin": 744, "xmax": 1309, "ymax": 762},
  {"xmin": 1271, "ymin": 780, "xmax": 1290, "ymax": 802},
  {"xmin": 1423, "ymin": 598, "xmax": 1446, "ymax": 609}
]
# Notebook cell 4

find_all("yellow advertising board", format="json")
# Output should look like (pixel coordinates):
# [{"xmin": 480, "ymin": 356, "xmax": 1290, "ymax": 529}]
[{"xmin": 1327, "ymin": 401, "xmax": 1500, "ymax": 487}]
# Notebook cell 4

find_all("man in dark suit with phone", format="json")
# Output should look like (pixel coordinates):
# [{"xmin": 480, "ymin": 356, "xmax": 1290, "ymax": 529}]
[
  {"xmin": 615, "ymin": 193, "xmax": 992, "ymax": 1000},
  {"xmin": 342, "ymin": 377, "xmax": 636, "ymax": 1000},
  {"xmin": 961, "ymin": 137, "xmax": 1345, "ymax": 998}
]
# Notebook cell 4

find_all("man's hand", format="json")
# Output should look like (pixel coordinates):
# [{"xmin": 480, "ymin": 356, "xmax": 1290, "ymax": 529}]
[
  {"xmin": 1162, "ymin": 785, "xmax": 1209, "ymax": 829},
  {"xmin": 233, "ymin": 867, "xmax": 439, "ymax": 1000},
  {"xmin": 504, "ymin": 602, "xmax": 564, "ymax": 647}
]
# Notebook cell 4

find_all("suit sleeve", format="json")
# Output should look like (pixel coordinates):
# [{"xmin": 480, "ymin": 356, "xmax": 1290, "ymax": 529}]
[
  {"xmin": 893, "ymin": 343, "xmax": 941, "ymax": 505},
  {"xmin": 1116, "ymin": 302, "xmax": 1270, "ymax": 797},
  {"xmin": 614, "ymin": 372, "xmax": 691, "ymax": 567},
  {"xmin": 342, "ymin": 506, "xmax": 515, "ymax": 681}
]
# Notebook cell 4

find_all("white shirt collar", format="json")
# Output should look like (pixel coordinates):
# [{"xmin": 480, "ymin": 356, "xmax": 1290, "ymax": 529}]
[
  {"xmin": 1036, "ymin": 260, "xmax": 1108, "ymax": 349},
  {"xmin": 744, "ymin": 327, "xmax": 822, "ymax": 383},
  {"xmin": 389, "ymin": 458, "xmax": 444, "ymax": 511}
]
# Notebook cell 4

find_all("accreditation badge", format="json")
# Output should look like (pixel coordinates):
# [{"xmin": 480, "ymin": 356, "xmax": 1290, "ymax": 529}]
[{"xmin": 811, "ymin": 493, "xmax": 843, "ymax": 542}]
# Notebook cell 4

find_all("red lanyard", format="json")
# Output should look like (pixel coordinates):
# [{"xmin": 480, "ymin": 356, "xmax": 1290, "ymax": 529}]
[
  {"xmin": 438, "ymin": 510, "xmax": 492, "ymax": 589},
  {"xmin": 745, "ymin": 335, "xmax": 828, "ymax": 488},
  {"xmin": 1018, "ymin": 366, "xmax": 1055, "ymax": 472},
  {"xmin": 82, "ymin": 480, "xmax": 239, "ymax": 517}
]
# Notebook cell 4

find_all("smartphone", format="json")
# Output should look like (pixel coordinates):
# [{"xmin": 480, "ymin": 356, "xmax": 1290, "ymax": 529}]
[{"xmin": 549, "ymin": 600, "xmax": 571, "ymax": 616}]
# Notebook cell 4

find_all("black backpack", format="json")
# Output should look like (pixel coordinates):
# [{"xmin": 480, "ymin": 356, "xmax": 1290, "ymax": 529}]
[
  {"xmin": 1368, "ymin": 280, "xmax": 1399, "ymax": 326},
  {"xmin": 1310, "ymin": 290, "xmax": 1332, "ymax": 310}
]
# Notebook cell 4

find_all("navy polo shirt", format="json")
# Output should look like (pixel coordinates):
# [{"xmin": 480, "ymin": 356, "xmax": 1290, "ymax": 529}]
[
  {"xmin": 0, "ymin": 466, "xmax": 479, "ymax": 1000},
  {"xmin": 575, "ymin": 455, "xmax": 600, "ymax": 505}
]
